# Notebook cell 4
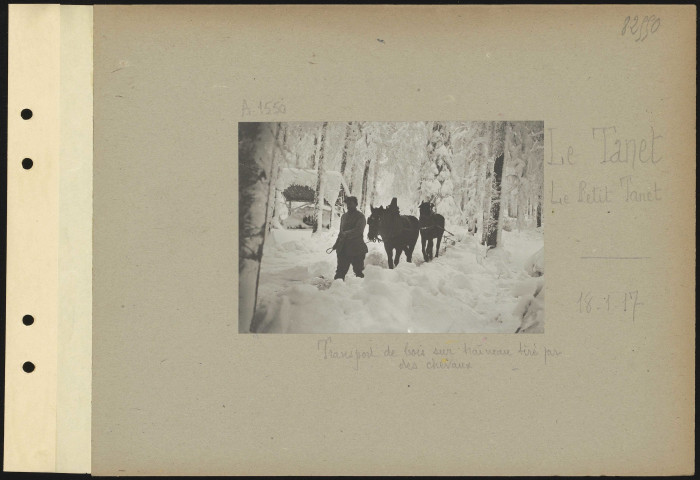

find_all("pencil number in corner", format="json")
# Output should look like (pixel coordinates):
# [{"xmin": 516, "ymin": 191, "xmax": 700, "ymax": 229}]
[{"xmin": 621, "ymin": 15, "xmax": 660, "ymax": 43}]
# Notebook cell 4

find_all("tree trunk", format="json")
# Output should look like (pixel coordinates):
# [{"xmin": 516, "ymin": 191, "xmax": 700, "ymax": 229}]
[
  {"xmin": 485, "ymin": 152, "xmax": 505, "ymax": 248},
  {"xmin": 265, "ymin": 124, "xmax": 284, "ymax": 234},
  {"xmin": 271, "ymin": 190, "xmax": 285, "ymax": 229},
  {"xmin": 516, "ymin": 125, "xmax": 528, "ymax": 230},
  {"xmin": 536, "ymin": 191, "xmax": 543, "ymax": 227},
  {"xmin": 496, "ymin": 122, "xmax": 513, "ymax": 247},
  {"xmin": 329, "ymin": 202, "xmax": 335, "ymax": 228},
  {"xmin": 360, "ymin": 156, "xmax": 372, "ymax": 213},
  {"xmin": 312, "ymin": 121, "xmax": 329, "ymax": 234},
  {"xmin": 311, "ymin": 127, "xmax": 320, "ymax": 169},
  {"xmin": 348, "ymin": 158, "xmax": 356, "ymax": 194},
  {"xmin": 370, "ymin": 157, "xmax": 379, "ymax": 207},
  {"xmin": 469, "ymin": 126, "xmax": 485, "ymax": 235},
  {"xmin": 339, "ymin": 121, "xmax": 353, "ymax": 177},
  {"xmin": 480, "ymin": 173, "xmax": 492, "ymax": 245},
  {"xmin": 482, "ymin": 122, "xmax": 506, "ymax": 247},
  {"xmin": 340, "ymin": 122, "xmax": 355, "ymax": 204},
  {"xmin": 480, "ymin": 122, "xmax": 496, "ymax": 245},
  {"xmin": 460, "ymin": 151, "xmax": 469, "ymax": 218},
  {"xmin": 515, "ymin": 187, "xmax": 525, "ymax": 230},
  {"xmin": 238, "ymin": 122, "xmax": 277, "ymax": 333},
  {"xmin": 348, "ymin": 138, "xmax": 361, "ymax": 194},
  {"xmin": 348, "ymin": 123, "xmax": 364, "ymax": 194}
]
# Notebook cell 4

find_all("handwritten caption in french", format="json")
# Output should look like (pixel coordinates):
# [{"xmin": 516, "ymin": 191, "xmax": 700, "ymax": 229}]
[{"xmin": 317, "ymin": 337, "xmax": 562, "ymax": 371}]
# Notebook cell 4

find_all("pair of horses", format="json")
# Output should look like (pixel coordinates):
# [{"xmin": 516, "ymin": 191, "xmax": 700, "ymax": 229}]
[{"xmin": 367, "ymin": 200, "xmax": 445, "ymax": 269}]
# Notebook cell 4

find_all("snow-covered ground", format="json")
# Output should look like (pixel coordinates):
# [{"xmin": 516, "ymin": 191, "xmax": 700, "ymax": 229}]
[{"xmin": 251, "ymin": 225, "xmax": 544, "ymax": 333}]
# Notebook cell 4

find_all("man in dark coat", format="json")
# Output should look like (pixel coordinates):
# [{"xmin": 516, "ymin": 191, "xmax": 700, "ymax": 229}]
[
  {"xmin": 333, "ymin": 196, "xmax": 368, "ymax": 280},
  {"xmin": 387, "ymin": 197, "xmax": 400, "ymax": 216}
]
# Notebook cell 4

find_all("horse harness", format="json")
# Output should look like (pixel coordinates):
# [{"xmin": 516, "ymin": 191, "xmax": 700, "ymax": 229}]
[{"xmin": 419, "ymin": 214, "xmax": 455, "ymax": 237}]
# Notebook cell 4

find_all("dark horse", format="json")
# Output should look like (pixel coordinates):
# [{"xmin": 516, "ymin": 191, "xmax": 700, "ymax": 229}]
[
  {"xmin": 367, "ymin": 202, "xmax": 420, "ymax": 269},
  {"xmin": 418, "ymin": 201, "xmax": 445, "ymax": 262}
]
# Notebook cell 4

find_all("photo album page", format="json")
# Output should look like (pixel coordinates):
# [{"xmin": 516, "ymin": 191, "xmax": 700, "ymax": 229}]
[{"xmin": 4, "ymin": 4, "xmax": 695, "ymax": 476}]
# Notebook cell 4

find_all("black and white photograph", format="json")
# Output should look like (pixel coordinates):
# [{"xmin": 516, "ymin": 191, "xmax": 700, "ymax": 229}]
[{"xmin": 239, "ymin": 121, "xmax": 544, "ymax": 334}]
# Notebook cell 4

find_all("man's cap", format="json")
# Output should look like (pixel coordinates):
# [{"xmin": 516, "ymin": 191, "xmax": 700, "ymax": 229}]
[{"xmin": 344, "ymin": 196, "xmax": 358, "ymax": 204}]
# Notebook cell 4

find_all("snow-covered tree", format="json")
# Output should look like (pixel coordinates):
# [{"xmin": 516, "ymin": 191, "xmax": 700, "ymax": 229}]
[
  {"xmin": 498, "ymin": 121, "xmax": 545, "ymax": 231},
  {"xmin": 448, "ymin": 121, "xmax": 489, "ymax": 230},
  {"xmin": 496, "ymin": 122, "xmax": 516, "ymax": 246},
  {"xmin": 312, "ymin": 121, "xmax": 329, "ymax": 234},
  {"xmin": 369, "ymin": 150, "xmax": 381, "ymax": 207},
  {"xmin": 346, "ymin": 122, "xmax": 367, "ymax": 194},
  {"xmin": 239, "ymin": 122, "xmax": 278, "ymax": 332},
  {"xmin": 360, "ymin": 144, "xmax": 379, "ymax": 212},
  {"xmin": 260, "ymin": 120, "xmax": 542, "ymax": 236},
  {"xmin": 419, "ymin": 122, "xmax": 461, "ymax": 222},
  {"xmin": 339, "ymin": 121, "xmax": 354, "ymax": 179},
  {"xmin": 380, "ymin": 122, "xmax": 428, "ymax": 213},
  {"xmin": 482, "ymin": 121, "xmax": 506, "ymax": 247},
  {"xmin": 266, "ymin": 123, "xmax": 286, "ymax": 234}
]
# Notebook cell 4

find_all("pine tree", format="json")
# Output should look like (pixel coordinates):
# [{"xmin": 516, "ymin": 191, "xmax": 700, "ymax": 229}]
[{"xmin": 420, "ymin": 122, "xmax": 459, "ymax": 220}]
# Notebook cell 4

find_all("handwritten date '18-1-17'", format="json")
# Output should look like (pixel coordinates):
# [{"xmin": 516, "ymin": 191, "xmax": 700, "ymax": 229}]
[
  {"xmin": 578, "ymin": 290, "xmax": 642, "ymax": 322},
  {"xmin": 621, "ymin": 15, "xmax": 660, "ymax": 42}
]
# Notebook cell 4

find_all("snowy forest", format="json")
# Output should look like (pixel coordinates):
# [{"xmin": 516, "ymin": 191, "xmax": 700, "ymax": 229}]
[{"xmin": 239, "ymin": 121, "xmax": 544, "ymax": 335}]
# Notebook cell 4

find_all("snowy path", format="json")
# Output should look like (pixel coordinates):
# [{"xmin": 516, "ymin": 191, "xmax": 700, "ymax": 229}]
[{"xmin": 252, "ymin": 227, "xmax": 543, "ymax": 333}]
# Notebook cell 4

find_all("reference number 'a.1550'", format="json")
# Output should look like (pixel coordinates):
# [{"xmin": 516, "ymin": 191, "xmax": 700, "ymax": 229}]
[{"xmin": 242, "ymin": 99, "xmax": 286, "ymax": 117}]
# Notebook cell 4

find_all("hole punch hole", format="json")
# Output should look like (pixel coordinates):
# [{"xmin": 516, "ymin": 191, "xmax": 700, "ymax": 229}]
[
  {"xmin": 21, "ymin": 109, "xmax": 33, "ymax": 120},
  {"xmin": 22, "ymin": 362, "xmax": 35, "ymax": 373},
  {"xmin": 22, "ymin": 314, "xmax": 34, "ymax": 326},
  {"xmin": 22, "ymin": 158, "xmax": 33, "ymax": 170}
]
